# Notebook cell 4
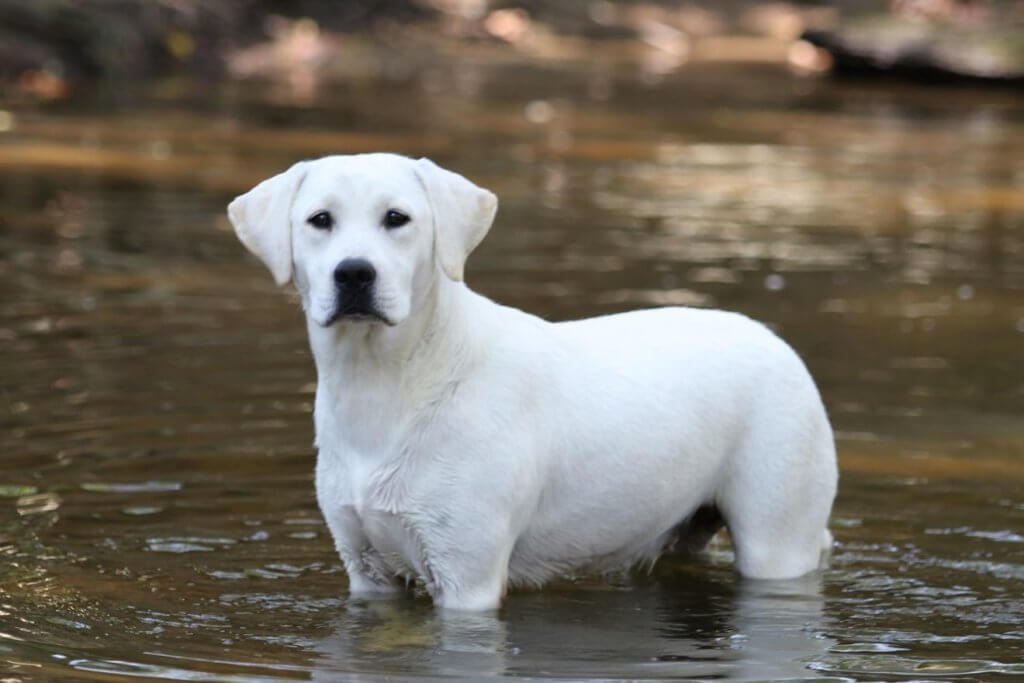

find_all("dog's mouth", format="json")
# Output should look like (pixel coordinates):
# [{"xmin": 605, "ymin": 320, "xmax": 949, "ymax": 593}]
[{"xmin": 321, "ymin": 303, "xmax": 392, "ymax": 328}]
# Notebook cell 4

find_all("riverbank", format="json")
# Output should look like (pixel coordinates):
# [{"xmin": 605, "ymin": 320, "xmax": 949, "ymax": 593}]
[{"xmin": 1, "ymin": 0, "xmax": 1022, "ymax": 100}]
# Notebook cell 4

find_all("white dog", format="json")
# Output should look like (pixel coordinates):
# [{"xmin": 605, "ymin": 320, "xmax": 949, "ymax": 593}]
[{"xmin": 228, "ymin": 153, "xmax": 838, "ymax": 611}]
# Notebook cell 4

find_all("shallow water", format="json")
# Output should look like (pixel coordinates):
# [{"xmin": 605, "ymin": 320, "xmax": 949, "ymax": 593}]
[{"xmin": 2, "ymin": 47, "xmax": 1023, "ymax": 680}]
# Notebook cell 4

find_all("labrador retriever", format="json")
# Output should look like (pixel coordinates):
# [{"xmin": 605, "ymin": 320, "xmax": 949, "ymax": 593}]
[{"xmin": 228, "ymin": 153, "xmax": 838, "ymax": 611}]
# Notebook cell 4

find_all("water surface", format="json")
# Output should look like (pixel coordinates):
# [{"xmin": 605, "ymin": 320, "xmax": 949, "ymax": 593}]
[{"xmin": 2, "ymin": 48, "xmax": 1023, "ymax": 680}]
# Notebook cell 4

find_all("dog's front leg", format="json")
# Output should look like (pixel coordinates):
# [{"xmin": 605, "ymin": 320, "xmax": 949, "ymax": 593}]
[
  {"xmin": 433, "ymin": 572, "xmax": 507, "ymax": 611},
  {"xmin": 415, "ymin": 523, "xmax": 513, "ymax": 611},
  {"xmin": 316, "ymin": 452, "xmax": 403, "ymax": 596},
  {"xmin": 342, "ymin": 552, "xmax": 404, "ymax": 596},
  {"xmin": 321, "ymin": 505, "xmax": 403, "ymax": 596}
]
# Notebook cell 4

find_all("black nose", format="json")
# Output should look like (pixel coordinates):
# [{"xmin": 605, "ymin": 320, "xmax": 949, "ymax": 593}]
[{"xmin": 334, "ymin": 259, "xmax": 376, "ymax": 290}]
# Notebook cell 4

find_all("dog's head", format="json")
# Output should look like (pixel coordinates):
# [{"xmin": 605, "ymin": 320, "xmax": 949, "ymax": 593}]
[{"xmin": 228, "ymin": 154, "xmax": 497, "ymax": 327}]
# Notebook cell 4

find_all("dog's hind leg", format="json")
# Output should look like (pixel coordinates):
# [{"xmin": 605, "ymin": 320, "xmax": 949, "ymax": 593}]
[{"xmin": 717, "ymin": 410, "xmax": 837, "ymax": 580}]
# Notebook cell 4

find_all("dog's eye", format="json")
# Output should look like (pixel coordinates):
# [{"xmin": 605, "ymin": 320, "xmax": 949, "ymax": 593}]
[
  {"xmin": 384, "ymin": 209, "xmax": 410, "ymax": 229},
  {"xmin": 307, "ymin": 211, "xmax": 333, "ymax": 229}
]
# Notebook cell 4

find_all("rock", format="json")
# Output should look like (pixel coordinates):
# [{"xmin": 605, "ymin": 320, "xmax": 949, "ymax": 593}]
[{"xmin": 801, "ymin": 11, "xmax": 1024, "ymax": 85}]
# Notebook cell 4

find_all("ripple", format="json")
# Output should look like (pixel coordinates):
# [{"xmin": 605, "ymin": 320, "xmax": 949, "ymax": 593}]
[
  {"xmin": 210, "ymin": 568, "xmax": 286, "ymax": 580},
  {"xmin": 831, "ymin": 642, "xmax": 908, "ymax": 653},
  {"xmin": 288, "ymin": 530, "xmax": 318, "ymax": 540},
  {"xmin": 147, "ymin": 541, "xmax": 213, "ymax": 553},
  {"xmin": 925, "ymin": 558, "xmax": 1024, "ymax": 582},
  {"xmin": 67, "ymin": 656, "xmax": 286, "ymax": 681},
  {"xmin": 146, "ymin": 536, "xmax": 236, "ymax": 553},
  {"xmin": 811, "ymin": 654, "xmax": 1024, "ymax": 677},
  {"xmin": 45, "ymin": 617, "xmax": 91, "ymax": 631},
  {"xmin": 81, "ymin": 481, "xmax": 182, "ymax": 493},
  {"xmin": 121, "ymin": 505, "xmax": 163, "ymax": 516},
  {"xmin": 219, "ymin": 592, "xmax": 343, "ymax": 614},
  {"xmin": 925, "ymin": 526, "xmax": 1024, "ymax": 544}
]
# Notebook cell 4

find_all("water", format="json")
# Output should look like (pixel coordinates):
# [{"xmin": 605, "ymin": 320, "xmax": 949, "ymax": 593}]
[{"xmin": 2, "ymin": 46, "xmax": 1023, "ymax": 680}]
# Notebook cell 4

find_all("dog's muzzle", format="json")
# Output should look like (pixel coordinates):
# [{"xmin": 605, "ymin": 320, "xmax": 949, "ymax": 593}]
[{"xmin": 324, "ymin": 258, "xmax": 388, "ymax": 326}]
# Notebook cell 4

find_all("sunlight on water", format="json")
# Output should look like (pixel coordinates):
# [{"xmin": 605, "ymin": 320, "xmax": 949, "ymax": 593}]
[{"xmin": 1, "ymin": 50, "xmax": 1022, "ymax": 679}]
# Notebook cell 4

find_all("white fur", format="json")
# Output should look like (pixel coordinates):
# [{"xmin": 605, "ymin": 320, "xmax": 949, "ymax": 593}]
[{"xmin": 228, "ymin": 153, "xmax": 838, "ymax": 611}]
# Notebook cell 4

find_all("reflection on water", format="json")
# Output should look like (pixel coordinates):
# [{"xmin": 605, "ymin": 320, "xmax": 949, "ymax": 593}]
[
  {"xmin": 1, "ymin": 50, "xmax": 1023, "ymax": 679},
  {"xmin": 312, "ymin": 575, "xmax": 832, "ymax": 680}
]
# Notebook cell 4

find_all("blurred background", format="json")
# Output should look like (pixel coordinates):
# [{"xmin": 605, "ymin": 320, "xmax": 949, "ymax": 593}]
[{"xmin": 1, "ymin": 1, "xmax": 1023, "ymax": 680}]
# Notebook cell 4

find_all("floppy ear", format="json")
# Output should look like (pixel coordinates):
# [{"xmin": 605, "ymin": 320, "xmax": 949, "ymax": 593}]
[
  {"xmin": 227, "ymin": 161, "xmax": 309, "ymax": 286},
  {"xmin": 414, "ymin": 157, "xmax": 498, "ymax": 282}
]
